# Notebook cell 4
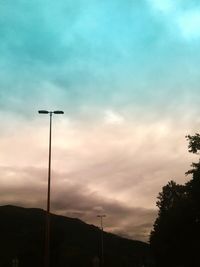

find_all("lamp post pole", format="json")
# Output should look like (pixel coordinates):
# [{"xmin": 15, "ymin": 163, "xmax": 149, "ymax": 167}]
[
  {"xmin": 38, "ymin": 110, "xmax": 64, "ymax": 267},
  {"xmin": 97, "ymin": 215, "xmax": 106, "ymax": 267}
]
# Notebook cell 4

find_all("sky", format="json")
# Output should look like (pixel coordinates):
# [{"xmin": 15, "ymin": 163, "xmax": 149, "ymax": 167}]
[{"xmin": 1, "ymin": 0, "xmax": 200, "ymax": 242}]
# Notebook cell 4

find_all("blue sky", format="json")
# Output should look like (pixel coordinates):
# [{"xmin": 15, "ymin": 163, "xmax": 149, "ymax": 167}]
[
  {"xmin": 1, "ymin": 0, "xmax": 200, "ymax": 115},
  {"xmin": 1, "ymin": 0, "xmax": 200, "ymax": 241}
]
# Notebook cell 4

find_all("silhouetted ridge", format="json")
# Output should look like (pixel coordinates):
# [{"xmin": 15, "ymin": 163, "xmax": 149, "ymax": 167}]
[{"xmin": 0, "ymin": 205, "xmax": 154, "ymax": 267}]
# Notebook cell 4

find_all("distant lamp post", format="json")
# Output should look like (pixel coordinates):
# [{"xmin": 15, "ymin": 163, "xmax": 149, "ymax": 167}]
[
  {"xmin": 97, "ymin": 214, "xmax": 106, "ymax": 267},
  {"xmin": 38, "ymin": 110, "xmax": 64, "ymax": 267}
]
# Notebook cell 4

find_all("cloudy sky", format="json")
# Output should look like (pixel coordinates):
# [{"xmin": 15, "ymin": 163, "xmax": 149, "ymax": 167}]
[{"xmin": 1, "ymin": 0, "xmax": 200, "ymax": 241}]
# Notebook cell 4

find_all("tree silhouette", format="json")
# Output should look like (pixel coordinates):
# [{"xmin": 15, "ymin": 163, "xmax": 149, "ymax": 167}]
[{"xmin": 150, "ymin": 134, "xmax": 200, "ymax": 267}]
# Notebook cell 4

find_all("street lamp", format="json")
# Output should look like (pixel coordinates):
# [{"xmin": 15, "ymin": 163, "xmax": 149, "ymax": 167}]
[
  {"xmin": 38, "ymin": 110, "xmax": 64, "ymax": 267},
  {"xmin": 97, "ymin": 214, "xmax": 106, "ymax": 267}
]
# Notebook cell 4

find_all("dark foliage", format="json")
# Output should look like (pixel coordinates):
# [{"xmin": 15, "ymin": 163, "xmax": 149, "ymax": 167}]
[
  {"xmin": 186, "ymin": 133, "xmax": 200, "ymax": 154},
  {"xmin": 0, "ymin": 205, "xmax": 153, "ymax": 267},
  {"xmin": 150, "ymin": 134, "xmax": 200, "ymax": 267}
]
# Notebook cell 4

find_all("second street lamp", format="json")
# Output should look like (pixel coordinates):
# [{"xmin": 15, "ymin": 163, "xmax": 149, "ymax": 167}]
[
  {"xmin": 97, "ymin": 214, "xmax": 106, "ymax": 267},
  {"xmin": 38, "ymin": 110, "xmax": 64, "ymax": 267}
]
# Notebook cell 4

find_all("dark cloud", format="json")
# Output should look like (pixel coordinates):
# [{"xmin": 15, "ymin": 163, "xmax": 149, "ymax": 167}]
[{"xmin": 0, "ymin": 165, "xmax": 156, "ymax": 241}]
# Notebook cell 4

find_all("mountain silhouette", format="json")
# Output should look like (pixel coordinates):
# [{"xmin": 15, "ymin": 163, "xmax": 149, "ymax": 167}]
[{"xmin": 0, "ymin": 205, "xmax": 153, "ymax": 267}]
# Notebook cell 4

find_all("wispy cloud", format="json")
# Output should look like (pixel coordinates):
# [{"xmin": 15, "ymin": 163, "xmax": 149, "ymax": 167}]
[
  {"xmin": 0, "ymin": 115, "xmax": 196, "ymax": 240},
  {"xmin": 147, "ymin": 0, "xmax": 175, "ymax": 13},
  {"xmin": 177, "ymin": 10, "xmax": 200, "ymax": 40},
  {"xmin": 147, "ymin": 0, "xmax": 200, "ymax": 41}
]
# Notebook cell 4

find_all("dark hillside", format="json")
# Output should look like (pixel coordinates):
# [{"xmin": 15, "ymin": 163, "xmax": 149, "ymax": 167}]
[{"xmin": 0, "ymin": 205, "xmax": 153, "ymax": 267}]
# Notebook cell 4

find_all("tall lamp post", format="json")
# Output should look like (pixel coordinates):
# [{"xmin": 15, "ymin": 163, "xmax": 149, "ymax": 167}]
[
  {"xmin": 97, "ymin": 214, "xmax": 106, "ymax": 267},
  {"xmin": 38, "ymin": 110, "xmax": 64, "ymax": 267}
]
